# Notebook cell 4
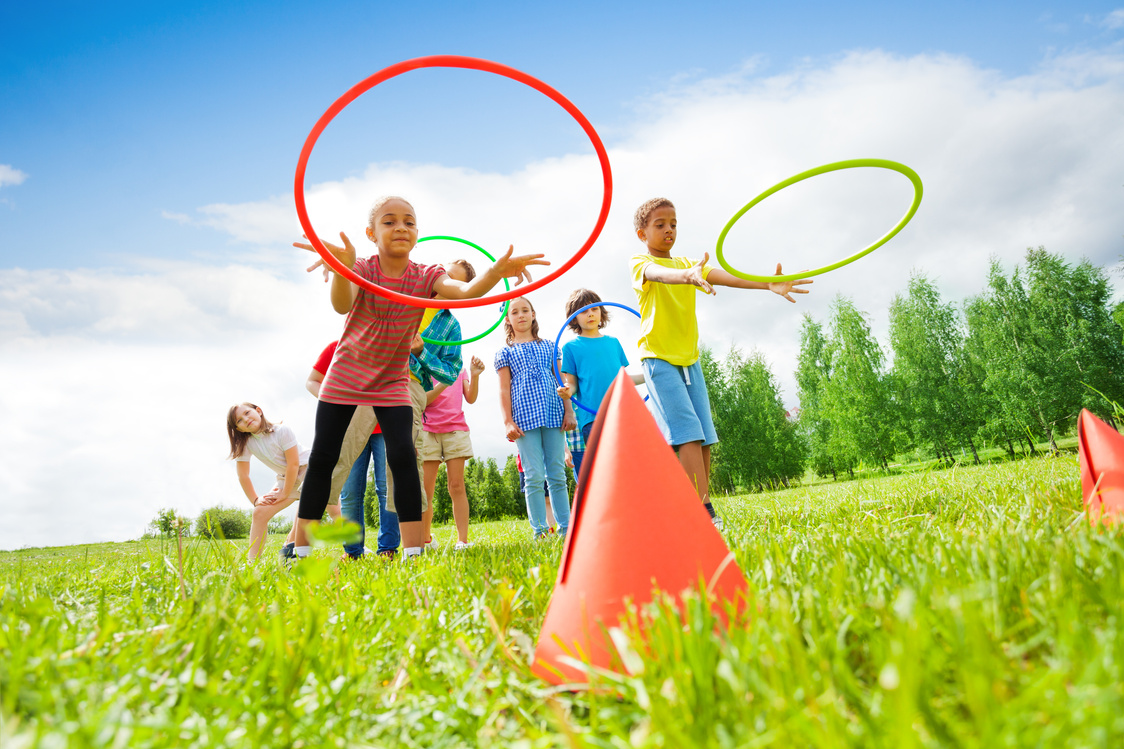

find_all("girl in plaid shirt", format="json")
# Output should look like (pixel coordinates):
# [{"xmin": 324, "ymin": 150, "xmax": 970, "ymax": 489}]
[{"xmin": 495, "ymin": 296, "xmax": 576, "ymax": 538}]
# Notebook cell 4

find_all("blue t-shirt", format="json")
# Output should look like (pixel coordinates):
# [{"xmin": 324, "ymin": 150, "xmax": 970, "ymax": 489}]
[{"xmin": 561, "ymin": 335, "xmax": 629, "ymax": 431}]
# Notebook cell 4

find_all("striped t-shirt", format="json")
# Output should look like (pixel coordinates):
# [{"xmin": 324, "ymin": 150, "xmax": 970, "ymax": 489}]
[{"xmin": 319, "ymin": 255, "xmax": 446, "ymax": 408}]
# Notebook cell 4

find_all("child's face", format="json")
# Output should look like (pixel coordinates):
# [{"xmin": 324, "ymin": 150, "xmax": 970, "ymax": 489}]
[
  {"xmin": 233, "ymin": 405, "xmax": 263, "ymax": 434},
  {"xmin": 577, "ymin": 305, "xmax": 602, "ymax": 333},
  {"xmin": 638, "ymin": 206, "xmax": 677, "ymax": 254},
  {"xmin": 365, "ymin": 199, "xmax": 418, "ymax": 256},
  {"xmin": 508, "ymin": 299, "xmax": 535, "ymax": 334}
]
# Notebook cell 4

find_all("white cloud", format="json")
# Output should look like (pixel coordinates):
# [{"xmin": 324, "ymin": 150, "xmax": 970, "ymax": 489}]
[
  {"xmin": 3, "ymin": 47, "xmax": 1123, "ymax": 549},
  {"xmin": 1104, "ymin": 9, "xmax": 1124, "ymax": 30},
  {"xmin": 0, "ymin": 164, "xmax": 28, "ymax": 188}
]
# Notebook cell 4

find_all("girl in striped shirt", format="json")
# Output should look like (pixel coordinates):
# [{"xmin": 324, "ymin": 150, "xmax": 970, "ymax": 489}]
[{"xmin": 294, "ymin": 196, "xmax": 546, "ymax": 559}]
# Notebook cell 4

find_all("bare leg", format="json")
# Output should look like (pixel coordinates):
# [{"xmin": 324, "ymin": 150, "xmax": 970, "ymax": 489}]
[
  {"xmin": 325, "ymin": 504, "xmax": 341, "ymax": 522},
  {"xmin": 400, "ymin": 520, "xmax": 423, "ymax": 549},
  {"xmin": 446, "ymin": 457, "xmax": 470, "ymax": 544},
  {"xmin": 422, "ymin": 460, "xmax": 440, "ymax": 543},
  {"xmin": 676, "ymin": 440, "xmax": 710, "ymax": 504},
  {"xmin": 247, "ymin": 496, "xmax": 297, "ymax": 561},
  {"xmin": 545, "ymin": 492, "xmax": 556, "ymax": 529}
]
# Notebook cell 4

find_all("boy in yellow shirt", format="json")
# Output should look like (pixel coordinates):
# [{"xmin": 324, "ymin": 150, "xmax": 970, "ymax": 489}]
[{"xmin": 631, "ymin": 197, "xmax": 812, "ymax": 530}]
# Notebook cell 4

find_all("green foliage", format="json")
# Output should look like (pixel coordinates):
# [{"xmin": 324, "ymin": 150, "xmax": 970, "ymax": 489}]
[
  {"xmin": 149, "ymin": 508, "xmax": 191, "ymax": 538},
  {"xmin": 4, "ymin": 458, "xmax": 1122, "ymax": 746},
  {"xmin": 266, "ymin": 514, "xmax": 292, "ymax": 536},
  {"xmin": 704, "ymin": 345, "xmax": 805, "ymax": 493},
  {"xmin": 193, "ymin": 506, "xmax": 251, "ymax": 539},
  {"xmin": 821, "ymin": 296, "xmax": 899, "ymax": 473}
]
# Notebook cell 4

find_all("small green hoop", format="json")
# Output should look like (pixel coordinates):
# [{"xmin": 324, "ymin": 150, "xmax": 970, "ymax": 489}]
[
  {"xmin": 416, "ymin": 235, "xmax": 510, "ymax": 346},
  {"xmin": 715, "ymin": 158, "xmax": 923, "ymax": 283}
]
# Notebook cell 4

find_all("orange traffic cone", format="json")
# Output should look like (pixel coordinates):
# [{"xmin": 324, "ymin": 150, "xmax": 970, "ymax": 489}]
[
  {"xmin": 1077, "ymin": 408, "xmax": 1124, "ymax": 525},
  {"xmin": 532, "ymin": 371, "xmax": 748, "ymax": 685}
]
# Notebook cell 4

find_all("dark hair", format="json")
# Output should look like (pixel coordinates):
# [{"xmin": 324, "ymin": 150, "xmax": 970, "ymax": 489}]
[
  {"xmin": 633, "ymin": 197, "xmax": 675, "ymax": 232},
  {"xmin": 565, "ymin": 288, "xmax": 610, "ymax": 333},
  {"xmin": 502, "ymin": 296, "xmax": 540, "ymax": 345},
  {"xmin": 226, "ymin": 403, "xmax": 274, "ymax": 459},
  {"xmin": 448, "ymin": 258, "xmax": 476, "ymax": 283}
]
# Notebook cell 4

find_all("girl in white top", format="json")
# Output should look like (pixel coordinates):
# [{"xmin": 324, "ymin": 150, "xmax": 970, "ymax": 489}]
[{"xmin": 226, "ymin": 402, "xmax": 317, "ymax": 561}]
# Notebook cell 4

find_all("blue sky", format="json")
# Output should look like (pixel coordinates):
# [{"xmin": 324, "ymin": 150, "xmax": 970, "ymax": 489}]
[
  {"xmin": 3, "ymin": 1, "xmax": 1122, "ymax": 270},
  {"xmin": 2, "ymin": 2, "xmax": 1123, "ymax": 549}
]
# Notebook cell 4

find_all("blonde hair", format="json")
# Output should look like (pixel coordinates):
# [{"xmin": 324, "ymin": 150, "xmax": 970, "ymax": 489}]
[{"xmin": 633, "ymin": 197, "xmax": 675, "ymax": 232}]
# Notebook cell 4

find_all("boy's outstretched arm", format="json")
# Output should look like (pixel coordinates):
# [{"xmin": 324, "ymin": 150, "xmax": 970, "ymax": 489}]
[
  {"xmin": 434, "ymin": 246, "xmax": 550, "ymax": 299},
  {"xmin": 707, "ymin": 259, "xmax": 813, "ymax": 303},
  {"xmin": 643, "ymin": 257, "xmax": 715, "ymax": 295}
]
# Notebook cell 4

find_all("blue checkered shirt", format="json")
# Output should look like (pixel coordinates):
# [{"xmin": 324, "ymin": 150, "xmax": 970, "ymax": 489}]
[
  {"xmin": 494, "ymin": 339, "xmax": 564, "ymax": 431},
  {"xmin": 410, "ymin": 310, "xmax": 463, "ymax": 391},
  {"xmin": 565, "ymin": 426, "xmax": 586, "ymax": 454}
]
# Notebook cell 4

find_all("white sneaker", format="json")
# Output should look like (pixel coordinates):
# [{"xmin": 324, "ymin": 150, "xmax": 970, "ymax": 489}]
[
  {"xmin": 454, "ymin": 541, "xmax": 474, "ymax": 551},
  {"xmin": 424, "ymin": 538, "xmax": 439, "ymax": 551},
  {"xmin": 711, "ymin": 515, "xmax": 725, "ymax": 532}
]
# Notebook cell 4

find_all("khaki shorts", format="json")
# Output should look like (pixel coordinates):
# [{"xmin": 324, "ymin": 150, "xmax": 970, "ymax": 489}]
[
  {"xmin": 420, "ymin": 430, "xmax": 474, "ymax": 462},
  {"xmin": 272, "ymin": 464, "xmax": 318, "ymax": 502}
]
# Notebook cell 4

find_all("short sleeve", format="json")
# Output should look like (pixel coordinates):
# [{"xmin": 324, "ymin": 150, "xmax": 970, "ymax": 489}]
[
  {"xmin": 312, "ymin": 341, "xmax": 337, "ymax": 375},
  {"xmin": 613, "ymin": 338, "xmax": 629, "ymax": 367},
  {"xmin": 422, "ymin": 263, "xmax": 446, "ymax": 298},
  {"xmin": 699, "ymin": 258, "xmax": 715, "ymax": 283},
  {"xmin": 274, "ymin": 425, "xmax": 299, "ymax": 452},
  {"xmin": 631, "ymin": 254, "xmax": 651, "ymax": 294},
  {"xmin": 353, "ymin": 256, "xmax": 375, "ymax": 282},
  {"xmin": 494, "ymin": 347, "xmax": 510, "ymax": 371},
  {"xmin": 235, "ymin": 452, "xmax": 250, "ymax": 463},
  {"xmin": 561, "ymin": 340, "xmax": 577, "ymax": 375}
]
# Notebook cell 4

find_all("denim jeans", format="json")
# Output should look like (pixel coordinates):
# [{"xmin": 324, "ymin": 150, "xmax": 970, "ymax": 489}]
[
  {"xmin": 515, "ymin": 427, "xmax": 570, "ymax": 535},
  {"xmin": 340, "ymin": 433, "xmax": 398, "ymax": 556}
]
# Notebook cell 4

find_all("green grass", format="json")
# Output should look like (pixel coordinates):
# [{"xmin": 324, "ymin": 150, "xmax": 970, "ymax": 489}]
[{"xmin": 3, "ymin": 455, "xmax": 1123, "ymax": 747}]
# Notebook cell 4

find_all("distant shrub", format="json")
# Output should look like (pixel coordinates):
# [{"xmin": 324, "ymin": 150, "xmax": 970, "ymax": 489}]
[
  {"xmin": 194, "ymin": 506, "xmax": 251, "ymax": 539},
  {"xmin": 150, "ymin": 507, "xmax": 191, "ymax": 537},
  {"xmin": 268, "ymin": 513, "xmax": 293, "ymax": 535}
]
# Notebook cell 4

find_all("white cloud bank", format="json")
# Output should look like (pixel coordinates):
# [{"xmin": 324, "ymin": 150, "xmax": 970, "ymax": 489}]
[
  {"xmin": 4, "ymin": 48, "xmax": 1123, "ymax": 549},
  {"xmin": 0, "ymin": 165, "xmax": 28, "ymax": 189}
]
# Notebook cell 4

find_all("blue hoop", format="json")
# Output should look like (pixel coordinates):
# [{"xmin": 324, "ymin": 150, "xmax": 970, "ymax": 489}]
[{"xmin": 553, "ymin": 302, "xmax": 647, "ymax": 416}]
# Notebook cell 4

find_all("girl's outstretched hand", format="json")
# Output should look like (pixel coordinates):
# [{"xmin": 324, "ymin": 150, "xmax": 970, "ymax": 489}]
[
  {"xmin": 470, "ymin": 355, "xmax": 486, "ymax": 376},
  {"xmin": 492, "ymin": 245, "xmax": 549, "ymax": 286},
  {"xmin": 768, "ymin": 263, "xmax": 813, "ymax": 303},
  {"xmin": 295, "ymin": 232, "xmax": 358, "ymax": 279},
  {"xmin": 685, "ymin": 253, "xmax": 716, "ymax": 295}
]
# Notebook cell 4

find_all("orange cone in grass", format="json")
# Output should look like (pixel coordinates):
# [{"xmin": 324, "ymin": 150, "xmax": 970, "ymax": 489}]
[
  {"xmin": 532, "ymin": 371, "xmax": 748, "ymax": 685},
  {"xmin": 1077, "ymin": 408, "xmax": 1124, "ymax": 525}
]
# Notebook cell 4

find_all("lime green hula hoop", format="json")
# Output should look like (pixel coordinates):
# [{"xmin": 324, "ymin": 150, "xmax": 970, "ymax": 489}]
[
  {"xmin": 416, "ymin": 235, "xmax": 510, "ymax": 346},
  {"xmin": 715, "ymin": 158, "xmax": 923, "ymax": 283}
]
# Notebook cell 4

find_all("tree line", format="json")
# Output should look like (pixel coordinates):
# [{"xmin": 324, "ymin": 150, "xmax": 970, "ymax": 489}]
[{"xmin": 707, "ymin": 247, "xmax": 1124, "ymax": 489}]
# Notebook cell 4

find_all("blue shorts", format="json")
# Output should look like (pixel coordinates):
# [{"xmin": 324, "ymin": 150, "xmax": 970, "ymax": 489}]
[{"xmin": 641, "ymin": 358, "xmax": 719, "ymax": 447}]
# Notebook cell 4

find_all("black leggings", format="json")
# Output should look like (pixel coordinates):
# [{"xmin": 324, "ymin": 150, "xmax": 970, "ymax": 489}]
[{"xmin": 298, "ymin": 402, "xmax": 421, "ymax": 522}]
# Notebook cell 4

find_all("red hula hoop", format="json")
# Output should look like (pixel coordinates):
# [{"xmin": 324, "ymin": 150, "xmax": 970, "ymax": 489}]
[{"xmin": 294, "ymin": 55, "xmax": 613, "ymax": 309}]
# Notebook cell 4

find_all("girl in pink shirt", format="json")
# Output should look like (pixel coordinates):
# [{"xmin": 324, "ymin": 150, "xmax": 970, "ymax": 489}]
[{"xmin": 420, "ymin": 355, "xmax": 485, "ymax": 549}]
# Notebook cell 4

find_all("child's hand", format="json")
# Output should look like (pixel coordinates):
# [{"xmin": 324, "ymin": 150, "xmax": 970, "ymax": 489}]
[
  {"xmin": 295, "ymin": 232, "xmax": 357, "ymax": 277},
  {"xmin": 685, "ymin": 253, "xmax": 716, "ymax": 295},
  {"xmin": 410, "ymin": 333, "xmax": 424, "ymax": 355},
  {"xmin": 470, "ymin": 355, "xmax": 486, "ymax": 376},
  {"xmin": 259, "ymin": 490, "xmax": 282, "ymax": 506},
  {"xmin": 562, "ymin": 411, "xmax": 577, "ymax": 432},
  {"xmin": 557, "ymin": 384, "xmax": 573, "ymax": 399},
  {"xmin": 767, "ymin": 263, "xmax": 813, "ymax": 303},
  {"xmin": 505, "ymin": 419, "xmax": 524, "ymax": 441},
  {"xmin": 492, "ymin": 245, "xmax": 550, "ymax": 286}
]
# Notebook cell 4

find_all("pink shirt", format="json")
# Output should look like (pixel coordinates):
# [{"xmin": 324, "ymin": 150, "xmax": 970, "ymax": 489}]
[{"xmin": 423, "ymin": 371, "xmax": 469, "ymax": 433}]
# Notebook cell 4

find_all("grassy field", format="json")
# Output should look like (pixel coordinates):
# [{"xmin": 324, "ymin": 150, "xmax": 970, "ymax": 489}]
[{"xmin": 3, "ymin": 454, "xmax": 1122, "ymax": 747}]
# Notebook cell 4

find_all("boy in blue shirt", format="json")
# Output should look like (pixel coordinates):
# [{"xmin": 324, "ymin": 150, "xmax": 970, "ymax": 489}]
[{"xmin": 557, "ymin": 289, "xmax": 646, "ymax": 469}]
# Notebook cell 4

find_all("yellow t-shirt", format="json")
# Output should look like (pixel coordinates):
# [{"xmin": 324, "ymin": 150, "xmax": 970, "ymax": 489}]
[
  {"xmin": 409, "ymin": 308, "xmax": 439, "ymax": 383},
  {"xmin": 630, "ymin": 254, "xmax": 714, "ymax": 366}
]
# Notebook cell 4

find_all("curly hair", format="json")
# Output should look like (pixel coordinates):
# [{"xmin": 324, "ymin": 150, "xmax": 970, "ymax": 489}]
[
  {"xmin": 565, "ymin": 288, "xmax": 610, "ymax": 334},
  {"xmin": 633, "ymin": 197, "xmax": 675, "ymax": 232},
  {"xmin": 367, "ymin": 196, "xmax": 415, "ymax": 230}
]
